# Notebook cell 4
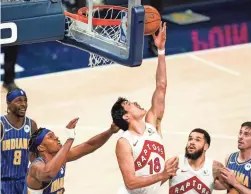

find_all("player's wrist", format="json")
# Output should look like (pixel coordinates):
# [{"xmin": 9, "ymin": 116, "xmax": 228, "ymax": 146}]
[
  {"xmin": 66, "ymin": 128, "xmax": 75, "ymax": 139},
  {"xmin": 158, "ymin": 172, "xmax": 166, "ymax": 181},
  {"xmin": 232, "ymin": 180, "xmax": 240, "ymax": 188},
  {"xmin": 158, "ymin": 49, "xmax": 165, "ymax": 55}
]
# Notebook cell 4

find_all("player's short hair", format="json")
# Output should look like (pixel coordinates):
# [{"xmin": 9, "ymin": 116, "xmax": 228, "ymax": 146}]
[
  {"xmin": 190, "ymin": 128, "xmax": 211, "ymax": 147},
  {"xmin": 241, "ymin": 122, "xmax": 251, "ymax": 129},
  {"xmin": 111, "ymin": 97, "xmax": 129, "ymax": 131},
  {"xmin": 28, "ymin": 128, "xmax": 45, "ymax": 157}
]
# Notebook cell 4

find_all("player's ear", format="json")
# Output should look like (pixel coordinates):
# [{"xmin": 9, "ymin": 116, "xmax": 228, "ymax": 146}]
[
  {"xmin": 37, "ymin": 145, "xmax": 46, "ymax": 152},
  {"xmin": 122, "ymin": 113, "xmax": 130, "ymax": 121},
  {"xmin": 204, "ymin": 143, "xmax": 209, "ymax": 151}
]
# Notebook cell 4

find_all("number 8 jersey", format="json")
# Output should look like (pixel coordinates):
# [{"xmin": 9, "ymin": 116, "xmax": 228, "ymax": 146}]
[
  {"xmin": 118, "ymin": 122, "xmax": 165, "ymax": 194},
  {"xmin": 1, "ymin": 115, "xmax": 32, "ymax": 180}
]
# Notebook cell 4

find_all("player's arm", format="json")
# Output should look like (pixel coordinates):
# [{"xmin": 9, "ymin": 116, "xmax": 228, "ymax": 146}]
[
  {"xmin": 116, "ymin": 138, "xmax": 178, "ymax": 190},
  {"xmin": 66, "ymin": 123, "xmax": 119, "ymax": 162},
  {"xmin": 145, "ymin": 22, "xmax": 167, "ymax": 136},
  {"xmin": 29, "ymin": 138, "xmax": 74, "ymax": 181},
  {"xmin": 220, "ymin": 167, "xmax": 251, "ymax": 194},
  {"xmin": 213, "ymin": 160, "xmax": 231, "ymax": 190}
]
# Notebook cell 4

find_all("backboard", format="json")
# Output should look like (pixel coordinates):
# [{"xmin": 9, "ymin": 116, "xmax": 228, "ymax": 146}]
[
  {"xmin": 1, "ymin": 0, "xmax": 145, "ymax": 67},
  {"xmin": 59, "ymin": 0, "xmax": 145, "ymax": 67}
]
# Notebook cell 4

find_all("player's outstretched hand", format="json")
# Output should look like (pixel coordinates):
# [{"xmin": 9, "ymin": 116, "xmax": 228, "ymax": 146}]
[
  {"xmin": 66, "ymin": 118, "xmax": 79, "ymax": 129},
  {"xmin": 65, "ymin": 118, "xmax": 79, "ymax": 139},
  {"xmin": 161, "ymin": 156, "xmax": 179, "ymax": 179},
  {"xmin": 110, "ymin": 123, "xmax": 120, "ymax": 133},
  {"xmin": 152, "ymin": 22, "xmax": 166, "ymax": 50}
]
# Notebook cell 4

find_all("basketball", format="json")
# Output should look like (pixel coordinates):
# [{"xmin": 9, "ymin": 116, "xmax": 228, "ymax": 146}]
[
  {"xmin": 144, "ymin": 5, "xmax": 161, "ymax": 35},
  {"xmin": 228, "ymin": 188, "xmax": 239, "ymax": 194}
]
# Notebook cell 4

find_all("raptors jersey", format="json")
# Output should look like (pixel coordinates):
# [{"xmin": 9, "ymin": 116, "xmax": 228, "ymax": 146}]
[
  {"xmin": 1, "ymin": 115, "xmax": 31, "ymax": 179},
  {"xmin": 169, "ymin": 155, "xmax": 214, "ymax": 194},
  {"xmin": 118, "ymin": 123, "xmax": 165, "ymax": 194}
]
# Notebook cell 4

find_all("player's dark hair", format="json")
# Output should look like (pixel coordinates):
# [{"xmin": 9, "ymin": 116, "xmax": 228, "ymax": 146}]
[
  {"xmin": 241, "ymin": 122, "xmax": 251, "ymax": 129},
  {"xmin": 111, "ymin": 97, "xmax": 129, "ymax": 131},
  {"xmin": 28, "ymin": 128, "xmax": 44, "ymax": 157},
  {"xmin": 190, "ymin": 128, "xmax": 211, "ymax": 147}
]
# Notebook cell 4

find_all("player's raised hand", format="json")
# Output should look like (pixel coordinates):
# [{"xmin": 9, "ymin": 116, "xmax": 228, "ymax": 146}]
[
  {"xmin": 152, "ymin": 22, "xmax": 167, "ymax": 50},
  {"xmin": 65, "ymin": 118, "xmax": 79, "ymax": 139},
  {"xmin": 66, "ymin": 118, "xmax": 79, "ymax": 129},
  {"xmin": 161, "ymin": 156, "xmax": 179, "ymax": 179},
  {"xmin": 110, "ymin": 123, "xmax": 120, "ymax": 133}
]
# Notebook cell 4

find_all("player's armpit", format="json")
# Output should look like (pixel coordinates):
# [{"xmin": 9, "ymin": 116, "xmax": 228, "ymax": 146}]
[
  {"xmin": 116, "ymin": 138, "xmax": 164, "ymax": 190},
  {"xmin": 31, "ymin": 120, "xmax": 38, "ymax": 134},
  {"xmin": 30, "ymin": 161, "xmax": 55, "ymax": 182}
]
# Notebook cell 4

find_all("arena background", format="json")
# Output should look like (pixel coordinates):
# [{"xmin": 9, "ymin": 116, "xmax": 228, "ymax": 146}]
[
  {"xmin": 1, "ymin": 1, "xmax": 251, "ymax": 194},
  {"xmin": 1, "ymin": 0, "xmax": 250, "ymax": 79}
]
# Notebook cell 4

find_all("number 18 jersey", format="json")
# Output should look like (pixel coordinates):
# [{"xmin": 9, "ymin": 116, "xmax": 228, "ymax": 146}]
[{"xmin": 118, "ymin": 123, "xmax": 165, "ymax": 194}]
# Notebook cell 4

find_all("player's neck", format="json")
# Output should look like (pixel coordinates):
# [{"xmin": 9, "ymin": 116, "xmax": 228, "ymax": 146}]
[
  {"xmin": 187, "ymin": 155, "xmax": 206, "ymax": 171},
  {"xmin": 6, "ymin": 113, "xmax": 25, "ymax": 127},
  {"xmin": 129, "ymin": 120, "xmax": 146, "ymax": 135},
  {"xmin": 40, "ymin": 153, "xmax": 54, "ymax": 163},
  {"xmin": 239, "ymin": 149, "xmax": 251, "ymax": 162}
]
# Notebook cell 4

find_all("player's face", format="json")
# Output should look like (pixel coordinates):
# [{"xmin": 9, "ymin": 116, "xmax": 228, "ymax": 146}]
[
  {"xmin": 42, "ymin": 132, "xmax": 62, "ymax": 154},
  {"xmin": 238, "ymin": 127, "xmax": 251, "ymax": 150},
  {"xmin": 122, "ymin": 100, "xmax": 147, "ymax": 121},
  {"xmin": 185, "ymin": 132, "xmax": 206, "ymax": 160},
  {"xmin": 8, "ymin": 96, "xmax": 28, "ymax": 117}
]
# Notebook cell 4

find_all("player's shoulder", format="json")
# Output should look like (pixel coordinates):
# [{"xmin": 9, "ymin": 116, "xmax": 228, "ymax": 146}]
[
  {"xmin": 29, "ymin": 157, "xmax": 45, "ymax": 170},
  {"xmin": 116, "ymin": 136, "xmax": 132, "ymax": 154},
  {"xmin": 0, "ymin": 115, "xmax": 7, "ymax": 123},
  {"xmin": 225, "ymin": 151, "xmax": 238, "ymax": 165}
]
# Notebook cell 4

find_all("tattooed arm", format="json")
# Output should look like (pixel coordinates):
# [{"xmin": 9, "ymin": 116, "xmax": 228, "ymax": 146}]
[{"xmin": 213, "ymin": 160, "xmax": 231, "ymax": 190}]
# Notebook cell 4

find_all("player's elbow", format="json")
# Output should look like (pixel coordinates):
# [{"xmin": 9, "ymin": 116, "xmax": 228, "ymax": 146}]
[
  {"xmin": 156, "ymin": 80, "xmax": 167, "ymax": 90},
  {"xmin": 125, "ymin": 178, "xmax": 139, "ymax": 190}
]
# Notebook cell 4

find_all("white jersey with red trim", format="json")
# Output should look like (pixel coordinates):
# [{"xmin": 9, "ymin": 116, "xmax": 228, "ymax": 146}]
[
  {"xmin": 169, "ymin": 155, "xmax": 214, "ymax": 194},
  {"xmin": 117, "ymin": 122, "xmax": 165, "ymax": 194}
]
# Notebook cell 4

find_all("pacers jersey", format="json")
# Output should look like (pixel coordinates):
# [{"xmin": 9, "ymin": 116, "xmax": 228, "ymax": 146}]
[
  {"xmin": 118, "ymin": 123, "xmax": 165, "ymax": 194},
  {"xmin": 169, "ymin": 155, "xmax": 214, "ymax": 194},
  {"xmin": 226, "ymin": 152, "xmax": 251, "ymax": 189},
  {"xmin": 0, "ymin": 115, "xmax": 32, "ymax": 179},
  {"xmin": 23, "ymin": 157, "xmax": 66, "ymax": 194}
]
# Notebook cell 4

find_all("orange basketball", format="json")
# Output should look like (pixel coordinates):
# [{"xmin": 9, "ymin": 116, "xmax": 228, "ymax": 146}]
[
  {"xmin": 144, "ymin": 5, "xmax": 161, "ymax": 35},
  {"xmin": 228, "ymin": 188, "xmax": 239, "ymax": 194}
]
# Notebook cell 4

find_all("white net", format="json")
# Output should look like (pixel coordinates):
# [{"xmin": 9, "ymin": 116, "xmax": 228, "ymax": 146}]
[{"xmin": 65, "ymin": 6, "xmax": 128, "ymax": 67}]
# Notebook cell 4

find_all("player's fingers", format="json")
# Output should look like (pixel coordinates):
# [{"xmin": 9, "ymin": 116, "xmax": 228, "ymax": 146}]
[
  {"xmin": 166, "ymin": 156, "xmax": 177, "ymax": 164},
  {"xmin": 152, "ymin": 33, "xmax": 157, "ymax": 39},
  {"xmin": 220, "ymin": 174, "xmax": 228, "ymax": 180},
  {"xmin": 159, "ymin": 21, "xmax": 163, "ymax": 32},
  {"xmin": 162, "ymin": 22, "xmax": 166, "ymax": 32}
]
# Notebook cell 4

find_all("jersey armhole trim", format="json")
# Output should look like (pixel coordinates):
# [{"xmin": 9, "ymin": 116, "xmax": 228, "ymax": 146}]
[{"xmin": 0, "ymin": 121, "xmax": 4, "ymax": 142}]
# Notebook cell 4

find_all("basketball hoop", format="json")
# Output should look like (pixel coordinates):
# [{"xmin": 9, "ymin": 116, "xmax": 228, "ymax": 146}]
[{"xmin": 64, "ymin": 5, "xmax": 128, "ymax": 67}]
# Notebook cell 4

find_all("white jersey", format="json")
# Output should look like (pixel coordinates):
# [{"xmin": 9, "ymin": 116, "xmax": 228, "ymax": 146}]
[
  {"xmin": 169, "ymin": 155, "xmax": 214, "ymax": 194},
  {"xmin": 117, "ymin": 123, "xmax": 165, "ymax": 194}
]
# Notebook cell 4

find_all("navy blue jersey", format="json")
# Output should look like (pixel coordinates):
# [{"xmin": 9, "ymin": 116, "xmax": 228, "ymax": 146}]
[
  {"xmin": 23, "ymin": 157, "xmax": 66, "ymax": 194},
  {"xmin": 0, "ymin": 115, "xmax": 32, "ymax": 179},
  {"xmin": 226, "ymin": 152, "xmax": 251, "ymax": 189}
]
